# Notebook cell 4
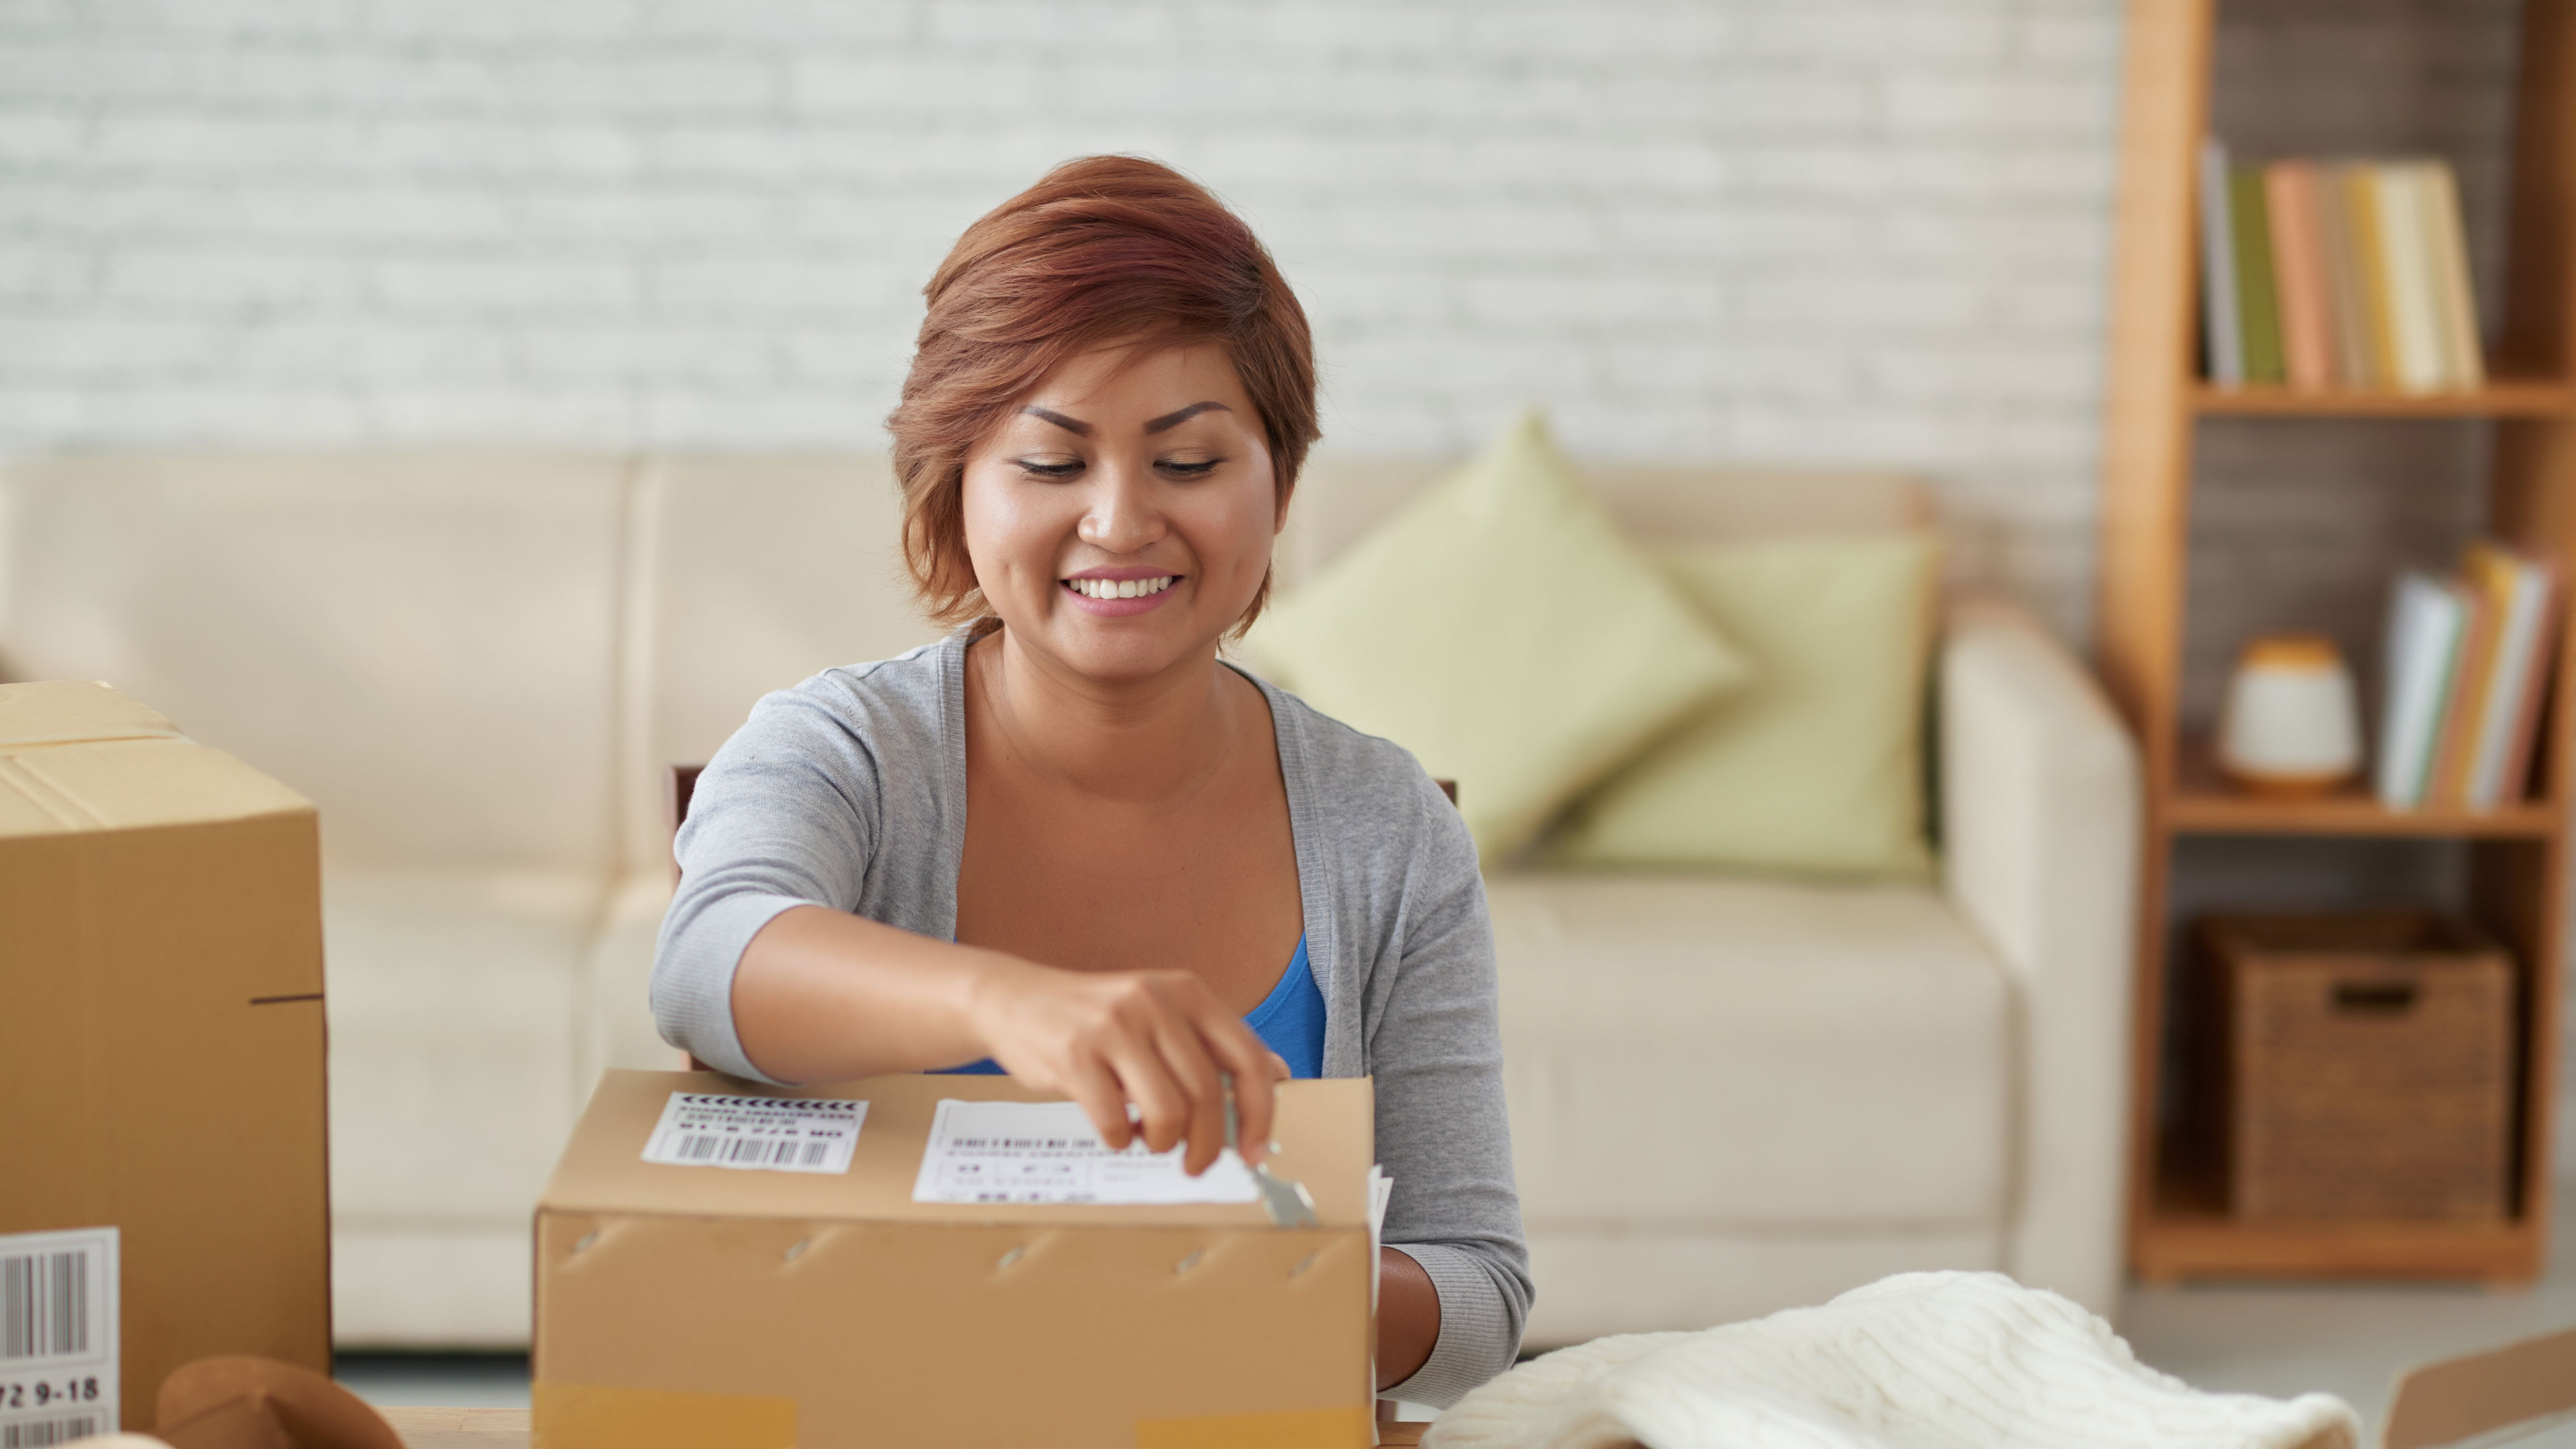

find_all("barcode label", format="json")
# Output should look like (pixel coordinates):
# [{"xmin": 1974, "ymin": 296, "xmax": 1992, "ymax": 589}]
[
  {"xmin": 640, "ymin": 1093, "xmax": 865, "ymax": 1175},
  {"xmin": 3, "ymin": 1414, "xmax": 101, "ymax": 1446},
  {"xmin": 0, "ymin": 1228, "xmax": 117, "ymax": 1441},
  {"xmin": 664, "ymin": 1134, "xmax": 840, "ymax": 1168},
  {"xmin": 1, "ymin": 1252, "xmax": 87, "ymax": 1362}
]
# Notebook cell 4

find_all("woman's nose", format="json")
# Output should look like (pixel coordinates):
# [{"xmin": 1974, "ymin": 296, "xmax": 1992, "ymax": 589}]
[{"xmin": 1076, "ymin": 464, "xmax": 1165, "ymax": 553}]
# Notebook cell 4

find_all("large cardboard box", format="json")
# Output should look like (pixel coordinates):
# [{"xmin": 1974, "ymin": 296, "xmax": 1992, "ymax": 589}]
[
  {"xmin": 536, "ymin": 1069, "xmax": 1377, "ymax": 1448},
  {"xmin": 0, "ymin": 680, "xmax": 330, "ymax": 1440}
]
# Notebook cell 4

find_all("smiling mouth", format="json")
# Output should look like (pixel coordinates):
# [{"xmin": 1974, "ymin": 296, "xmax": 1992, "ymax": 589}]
[{"xmin": 1064, "ymin": 576, "xmax": 1178, "ymax": 600}]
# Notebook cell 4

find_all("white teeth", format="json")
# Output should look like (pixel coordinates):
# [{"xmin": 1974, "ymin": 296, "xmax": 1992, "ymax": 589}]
[{"xmin": 1068, "ymin": 576, "xmax": 1174, "ymax": 600}]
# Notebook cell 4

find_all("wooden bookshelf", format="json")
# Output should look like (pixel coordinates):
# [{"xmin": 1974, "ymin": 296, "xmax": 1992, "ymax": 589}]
[{"xmin": 2098, "ymin": 0, "xmax": 2576, "ymax": 1284}]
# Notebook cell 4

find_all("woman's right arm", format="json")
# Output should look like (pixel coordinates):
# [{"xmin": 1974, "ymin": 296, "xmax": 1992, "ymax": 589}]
[
  {"xmin": 731, "ymin": 908, "xmax": 1283, "ymax": 1173},
  {"xmin": 653, "ymin": 683, "xmax": 1277, "ymax": 1168}
]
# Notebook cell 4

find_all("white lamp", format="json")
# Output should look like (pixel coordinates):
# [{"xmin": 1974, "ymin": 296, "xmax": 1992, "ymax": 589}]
[{"xmin": 2218, "ymin": 634, "xmax": 2363, "ymax": 795}]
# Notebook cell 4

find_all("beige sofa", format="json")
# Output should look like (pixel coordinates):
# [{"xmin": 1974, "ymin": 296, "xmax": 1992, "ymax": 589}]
[{"xmin": 0, "ymin": 452, "xmax": 2137, "ymax": 1349}]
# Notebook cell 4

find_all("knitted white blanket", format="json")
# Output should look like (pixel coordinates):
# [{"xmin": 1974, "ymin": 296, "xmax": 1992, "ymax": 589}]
[{"xmin": 1423, "ymin": 1272, "xmax": 2360, "ymax": 1449}]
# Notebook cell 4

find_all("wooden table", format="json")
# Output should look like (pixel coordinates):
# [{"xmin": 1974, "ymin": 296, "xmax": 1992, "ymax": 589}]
[
  {"xmin": 376, "ymin": 1406, "xmax": 1430, "ymax": 1446},
  {"xmin": 377, "ymin": 1408, "xmax": 530, "ymax": 1448}
]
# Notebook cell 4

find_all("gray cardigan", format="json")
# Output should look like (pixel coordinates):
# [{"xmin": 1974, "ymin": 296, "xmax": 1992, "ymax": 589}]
[{"xmin": 651, "ymin": 629, "xmax": 1531, "ymax": 1406}]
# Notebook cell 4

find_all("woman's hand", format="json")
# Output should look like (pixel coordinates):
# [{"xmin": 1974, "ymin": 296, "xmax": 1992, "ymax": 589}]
[{"xmin": 965, "ymin": 957, "xmax": 1288, "ymax": 1175}]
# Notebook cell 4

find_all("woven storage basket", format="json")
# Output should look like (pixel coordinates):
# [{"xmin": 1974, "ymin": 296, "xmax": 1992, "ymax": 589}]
[{"xmin": 2192, "ymin": 910, "xmax": 2516, "ymax": 1220}]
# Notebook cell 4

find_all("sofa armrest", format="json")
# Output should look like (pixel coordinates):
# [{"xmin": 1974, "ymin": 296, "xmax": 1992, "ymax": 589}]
[
  {"xmin": 576, "ymin": 871, "xmax": 688, "ymax": 1094},
  {"xmin": 1938, "ymin": 593, "xmax": 2141, "ymax": 1313}
]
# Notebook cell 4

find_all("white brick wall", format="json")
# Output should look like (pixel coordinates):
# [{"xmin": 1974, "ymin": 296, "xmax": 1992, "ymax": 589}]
[{"xmin": 0, "ymin": 0, "xmax": 2126, "ymax": 637}]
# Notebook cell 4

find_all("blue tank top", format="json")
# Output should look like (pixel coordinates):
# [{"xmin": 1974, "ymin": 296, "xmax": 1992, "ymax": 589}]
[{"xmin": 931, "ymin": 936, "xmax": 1325, "ymax": 1079}]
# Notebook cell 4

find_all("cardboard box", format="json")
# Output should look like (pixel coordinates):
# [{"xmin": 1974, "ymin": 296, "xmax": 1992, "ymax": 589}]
[
  {"xmin": 2383, "ymin": 1324, "xmax": 2576, "ymax": 1448},
  {"xmin": 535, "ymin": 1069, "xmax": 1377, "ymax": 1448},
  {"xmin": 0, "ymin": 680, "xmax": 330, "ymax": 1439}
]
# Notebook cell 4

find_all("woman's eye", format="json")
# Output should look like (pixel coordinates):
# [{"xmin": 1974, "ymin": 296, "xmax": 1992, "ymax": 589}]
[
  {"xmin": 1016, "ymin": 458, "xmax": 1083, "ymax": 480},
  {"xmin": 1158, "ymin": 457, "xmax": 1223, "ymax": 478}
]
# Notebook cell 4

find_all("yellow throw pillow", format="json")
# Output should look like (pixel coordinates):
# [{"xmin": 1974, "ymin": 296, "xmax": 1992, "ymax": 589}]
[
  {"xmin": 1243, "ymin": 411, "xmax": 1748, "ymax": 860},
  {"xmin": 1547, "ymin": 532, "xmax": 1942, "ymax": 879}
]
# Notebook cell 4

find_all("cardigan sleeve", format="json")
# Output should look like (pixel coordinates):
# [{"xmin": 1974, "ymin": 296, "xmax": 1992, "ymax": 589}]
[
  {"xmin": 1366, "ymin": 769, "xmax": 1534, "ymax": 1405},
  {"xmin": 650, "ymin": 681, "xmax": 886, "ymax": 1084}
]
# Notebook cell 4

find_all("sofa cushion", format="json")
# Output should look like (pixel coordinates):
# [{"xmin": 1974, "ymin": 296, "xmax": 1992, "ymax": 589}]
[
  {"xmin": 1490, "ymin": 872, "xmax": 2009, "ymax": 1226},
  {"xmin": 0, "ymin": 453, "xmax": 630, "ymax": 874},
  {"xmin": 624, "ymin": 455, "xmax": 942, "ymax": 875},
  {"xmin": 1244, "ymin": 413, "xmax": 1746, "ymax": 859},
  {"xmin": 1548, "ymin": 533, "xmax": 1943, "ymax": 880},
  {"xmin": 1521, "ymin": 1226, "xmax": 2002, "ymax": 1345},
  {"xmin": 332, "ymin": 1226, "xmax": 532, "ymax": 1349},
  {"xmin": 323, "ymin": 867, "xmax": 600, "ymax": 1228}
]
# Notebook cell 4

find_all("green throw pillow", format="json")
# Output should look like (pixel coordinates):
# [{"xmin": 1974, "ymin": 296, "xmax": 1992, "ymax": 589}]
[
  {"xmin": 1243, "ymin": 411, "xmax": 1747, "ymax": 861},
  {"xmin": 1546, "ymin": 532, "xmax": 1943, "ymax": 879}
]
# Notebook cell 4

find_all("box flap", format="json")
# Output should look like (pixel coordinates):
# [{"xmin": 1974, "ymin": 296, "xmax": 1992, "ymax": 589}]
[
  {"xmin": 0, "ymin": 683, "xmax": 310, "ymax": 837},
  {"xmin": 0, "ymin": 739, "xmax": 312, "ymax": 836},
  {"xmin": 2381, "ymin": 1325, "xmax": 2576, "ymax": 1449},
  {"xmin": 0, "ymin": 680, "xmax": 181, "ymax": 747},
  {"xmin": 543, "ymin": 1070, "xmax": 1374, "ymax": 1230}
]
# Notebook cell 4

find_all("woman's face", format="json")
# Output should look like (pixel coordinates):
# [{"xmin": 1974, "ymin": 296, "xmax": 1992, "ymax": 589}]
[{"xmin": 961, "ymin": 341, "xmax": 1284, "ymax": 685}]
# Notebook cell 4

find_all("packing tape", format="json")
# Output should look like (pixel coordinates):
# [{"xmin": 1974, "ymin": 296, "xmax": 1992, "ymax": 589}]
[
  {"xmin": 532, "ymin": 1382, "xmax": 796, "ymax": 1449},
  {"xmin": 1134, "ymin": 1404, "xmax": 1373, "ymax": 1448}
]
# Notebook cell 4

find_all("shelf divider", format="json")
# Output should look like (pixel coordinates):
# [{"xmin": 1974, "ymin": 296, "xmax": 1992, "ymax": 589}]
[
  {"xmin": 2191, "ymin": 377, "xmax": 2573, "ymax": 418},
  {"xmin": 2167, "ymin": 735, "xmax": 2561, "ymax": 837}
]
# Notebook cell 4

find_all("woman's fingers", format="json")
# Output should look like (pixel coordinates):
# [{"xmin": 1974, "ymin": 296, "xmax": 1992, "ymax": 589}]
[
  {"xmin": 978, "ymin": 967, "xmax": 1287, "ymax": 1173},
  {"xmin": 1063, "ymin": 1056, "xmax": 1134, "ymax": 1152},
  {"xmin": 1148, "ymin": 1015, "xmax": 1230, "ymax": 1176},
  {"xmin": 1201, "ymin": 1015, "xmax": 1280, "ymax": 1169},
  {"xmin": 1107, "ymin": 1030, "xmax": 1194, "ymax": 1159}
]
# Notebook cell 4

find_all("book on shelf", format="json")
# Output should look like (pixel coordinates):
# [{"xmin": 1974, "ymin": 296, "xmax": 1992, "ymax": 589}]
[
  {"xmin": 2374, "ymin": 571, "xmax": 2467, "ymax": 808},
  {"xmin": 2465, "ymin": 543, "xmax": 2561, "ymax": 809},
  {"xmin": 2419, "ymin": 162, "xmax": 2486, "ymax": 391},
  {"xmin": 2200, "ymin": 146, "xmax": 2487, "ymax": 393},
  {"xmin": 2265, "ymin": 161, "xmax": 2334, "ymax": 390},
  {"xmin": 2375, "ymin": 545, "xmax": 2560, "ymax": 810},
  {"xmin": 2231, "ymin": 165, "xmax": 2286, "ymax": 386},
  {"xmin": 2198, "ymin": 139, "xmax": 2244, "ymax": 386}
]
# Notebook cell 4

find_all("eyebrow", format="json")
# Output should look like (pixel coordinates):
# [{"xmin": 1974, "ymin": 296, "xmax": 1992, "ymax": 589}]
[
  {"xmin": 1022, "ymin": 406, "xmax": 1091, "ymax": 436},
  {"xmin": 1146, "ymin": 401, "xmax": 1230, "ymax": 433}
]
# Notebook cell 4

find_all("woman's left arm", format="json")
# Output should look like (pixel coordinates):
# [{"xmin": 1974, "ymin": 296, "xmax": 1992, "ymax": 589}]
[{"xmin": 1366, "ymin": 774, "xmax": 1533, "ymax": 1407}]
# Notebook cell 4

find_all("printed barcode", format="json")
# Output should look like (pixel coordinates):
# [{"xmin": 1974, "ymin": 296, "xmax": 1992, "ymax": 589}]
[
  {"xmin": 1, "ymin": 1252, "xmax": 88, "ymax": 1361},
  {"xmin": 4, "ymin": 1415, "xmax": 101, "ymax": 1448},
  {"xmin": 671, "ymin": 1134, "xmax": 834, "ymax": 1168}
]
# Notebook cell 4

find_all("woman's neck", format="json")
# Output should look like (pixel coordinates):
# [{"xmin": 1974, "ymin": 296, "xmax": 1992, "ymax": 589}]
[{"xmin": 967, "ymin": 625, "xmax": 1246, "ymax": 805}]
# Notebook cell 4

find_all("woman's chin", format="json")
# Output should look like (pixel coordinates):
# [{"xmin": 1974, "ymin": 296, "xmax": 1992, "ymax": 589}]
[{"xmin": 1024, "ymin": 611, "xmax": 1224, "ymax": 684}]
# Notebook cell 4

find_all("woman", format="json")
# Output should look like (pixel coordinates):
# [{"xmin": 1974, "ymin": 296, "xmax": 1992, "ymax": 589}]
[{"xmin": 652, "ymin": 156, "xmax": 1527, "ymax": 1405}]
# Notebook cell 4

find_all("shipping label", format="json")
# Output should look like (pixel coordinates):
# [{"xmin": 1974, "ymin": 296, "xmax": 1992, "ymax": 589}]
[
  {"xmin": 912, "ymin": 1099, "xmax": 1259, "ymax": 1206},
  {"xmin": 0, "ymin": 1226, "xmax": 117, "ymax": 1446},
  {"xmin": 640, "ymin": 1093, "xmax": 864, "ymax": 1175}
]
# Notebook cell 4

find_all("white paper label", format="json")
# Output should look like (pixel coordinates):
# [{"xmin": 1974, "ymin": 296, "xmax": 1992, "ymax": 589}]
[
  {"xmin": 0, "ymin": 1226, "xmax": 119, "ymax": 1444},
  {"xmin": 640, "ymin": 1093, "xmax": 865, "ymax": 1175},
  {"xmin": 912, "ymin": 1099, "xmax": 1260, "ymax": 1205}
]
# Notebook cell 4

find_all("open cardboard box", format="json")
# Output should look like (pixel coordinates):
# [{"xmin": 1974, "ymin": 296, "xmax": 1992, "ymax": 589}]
[
  {"xmin": 534, "ymin": 1069, "xmax": 1380, "ymax": 1448},
  {"xmin": 2382, "ymin": 1323, "xmax": 2576, "ymax": 1448}
]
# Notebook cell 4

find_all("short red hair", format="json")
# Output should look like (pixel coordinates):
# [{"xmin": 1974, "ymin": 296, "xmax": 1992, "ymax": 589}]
[{"xmin": 886, "ymin": 156, "xmax": 1320, "ymax": 631}]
